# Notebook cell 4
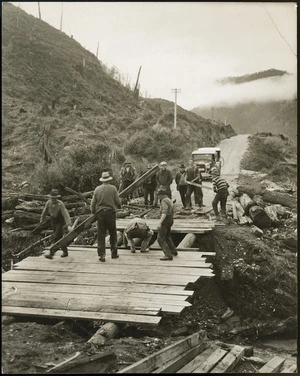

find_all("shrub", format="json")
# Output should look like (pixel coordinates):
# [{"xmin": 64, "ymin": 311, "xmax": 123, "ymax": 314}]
[{"xmin": 33, "ymin": 142, "xmax": 123, "ymax": 193}]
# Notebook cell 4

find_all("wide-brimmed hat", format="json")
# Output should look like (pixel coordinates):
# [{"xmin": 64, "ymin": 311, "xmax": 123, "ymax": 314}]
[
  {"xmin": 124, "ymin": 161, "xmax": 131, "ymax": 165},
  {"xmin": 49, "ymin": 189, "xmax": 61, "ymax": 198},
  {"xmin": 160, "ymin": 161, "xmax": 167, "ymax": 166},
  {"xmin": 157, "ymin": 188, "xmax": 168, "ymax": 196},
  {"xmin": 180, "ymin": 163, "xmax": 185, "ymax": 168},
  {"xmin": 147, "ymin": 164, "xmax": 152, "ymax": 169},
  {"xmin": 99, "ymin": 171, "xmax": 113, "ymax": 182}
]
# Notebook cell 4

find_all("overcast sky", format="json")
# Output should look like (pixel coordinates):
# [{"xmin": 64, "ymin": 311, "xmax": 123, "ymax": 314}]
[{"xmin": 13, "ymin": 2, "xmax": 297, "ymax": 110}]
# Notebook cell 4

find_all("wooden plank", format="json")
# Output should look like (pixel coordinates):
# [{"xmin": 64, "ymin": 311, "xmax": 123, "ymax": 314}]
[
  {"xmin": 210, "ymin": 345, "xmax": 245, "ymax": 373},
  {"xmin": 258, "ymin": 356, "xmax": 286, "ymax": 373},
  {"xmin": 2, "ymin": 289, "xmax": 191, "ymax": 311},
  {"xmin": 14, "ymin": 260, "xmax": 213, "ymax": 277},
  {"xmin": 118, "ymin": 331, "xmax": 207, "ymax": 373},
  {"xmin": 9, "ymin": 267, "xmax": 214, "ymax": 286},
  {"xmin": 178, "ymin": 346, "xmax": 216, "ymax": 373},
  {"xmin": 1, "ymin": 306, "xmax": 161, "ymax": 325},
  {"xmin": 4, "ymin": 269, "xmax": 205, "ymax": 284},
  {"xmin": 17, "ymin": 255, "xmax": 212, "ymax": 269},
  {"xmin": 57, "ymin": 247, "xmax": 216, "ymax": 258},
  {"xmin": 192, "ymin": 348, "xmax": 227, "ymax": 373},
  {"xmin": 2, "ymin": 277, "xmax": 193, "ymax": 296},
  {"xmin": 119, "ymin": 164, "xmax": 160, "ymax": 198},
  {"xmin": 153, "ymin": 341, "xmax": 209, "ymax": 373},
  {"xmin": 281, "ymin": 363, "xmax": 297, "ymax": 373},
  {"xmin": 2, "ymin": 282, "xmax": 192, "ymax": 301}
]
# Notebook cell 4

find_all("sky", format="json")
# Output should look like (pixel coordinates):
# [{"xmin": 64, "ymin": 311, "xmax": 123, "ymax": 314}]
[{"xmin": 11, "ymin": 2, "xmax": 297, "ymax": 110}]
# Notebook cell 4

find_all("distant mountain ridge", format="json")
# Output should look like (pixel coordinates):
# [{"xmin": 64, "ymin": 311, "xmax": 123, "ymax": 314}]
[
  {"xmin": 192, "ymin": 99, "xmax": 297, "ymax": 138},
  {"xmin": 218, "ymin": 69, "xmax": 288, "ymax": 85}
]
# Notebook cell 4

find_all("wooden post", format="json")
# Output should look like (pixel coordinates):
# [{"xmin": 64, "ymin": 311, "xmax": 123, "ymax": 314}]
[
  {"xmin": 37, "ymin": 2, "xmax": 41, "ymax": 20},
  {"xmin": 177, "ymin": 233, "xmax": 196, "ymax": 249},
  {"xmin": 60, "ymin": 2, "xmax": 63, "ymax": 32}
]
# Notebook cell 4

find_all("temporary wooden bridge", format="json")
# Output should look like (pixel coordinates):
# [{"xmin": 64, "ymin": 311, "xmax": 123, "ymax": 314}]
[{"xmin": 2, "ymin": 218, "xmax": 217, "ymax": 326}]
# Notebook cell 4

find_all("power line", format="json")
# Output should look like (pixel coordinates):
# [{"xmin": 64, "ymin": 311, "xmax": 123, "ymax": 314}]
[{"xmin": 260, "ymin": 3, "xmax": 296, "ymax": 58}]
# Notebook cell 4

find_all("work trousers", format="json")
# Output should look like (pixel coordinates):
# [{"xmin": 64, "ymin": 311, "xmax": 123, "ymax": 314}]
[
  {"xmin": 186, "ymin": 185, "xmax": 199, "ymax": 209},
  {"xmin": 144, "ymin": 186, "xmax": 155, "ymax": 205},
  {"xmin": 178, "ymin": 185, "xmax": 188, "ymax": 207},
  {"xmin": 50, "ymin": 219, "xmax": 67, "ymax": 254},
  {"xmin": 212, "ymin": 189, "xmax": 228, "ymax": 216},
  {"xmin": 119, "ymin": 180, "xmax": 134, "ymax": 199},
  {"xmin": 96, "ymin": 209, "xmax": 118, "ymax": 257},
  {"xmin": 195, "ymin": 187, "xmax": 203, "ymax": 207},
  {"xmin": 157, "ymin": 216, "xmax": 176, "ymax": 258},
  {"xmin": 125, "ymin": 228, "xmax": 154, "ymax": 252}
]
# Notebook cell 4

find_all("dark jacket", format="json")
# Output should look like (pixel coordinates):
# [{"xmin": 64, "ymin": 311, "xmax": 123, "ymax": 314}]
[{"xmin": 156, "ymin": 169, "xmax": 173, "ymax": 187}]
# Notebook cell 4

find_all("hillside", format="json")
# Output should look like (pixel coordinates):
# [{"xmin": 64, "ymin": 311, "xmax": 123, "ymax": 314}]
[
  {"xmin": 2, "ymin": 3, "xmax": 235, "ymax": 192},
  {"xmin": 192, "ymin": 100, "xmax": 297, "ymax": 138}
]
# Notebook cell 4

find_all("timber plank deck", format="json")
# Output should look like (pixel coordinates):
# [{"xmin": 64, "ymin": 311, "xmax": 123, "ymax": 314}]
[{"xmin": 2, "ymin": 245, "xmax": 215, "ymax": 325}]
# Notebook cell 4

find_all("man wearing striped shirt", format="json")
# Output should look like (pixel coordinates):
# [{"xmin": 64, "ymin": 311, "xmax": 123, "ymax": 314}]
[{"xmin": 211, "ymin": 168, "xmax": 229, "ymax": 218}]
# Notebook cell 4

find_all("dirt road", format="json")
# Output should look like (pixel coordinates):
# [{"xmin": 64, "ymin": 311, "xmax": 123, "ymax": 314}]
[{"xmin": 172, "ymin": 134, "xmax": 251, "ymax": 210}]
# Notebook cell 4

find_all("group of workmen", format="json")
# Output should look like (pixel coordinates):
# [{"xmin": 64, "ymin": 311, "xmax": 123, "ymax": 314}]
[{"xmin": 42, "ymin": 158, "xmax": 229, "ymax": 262}]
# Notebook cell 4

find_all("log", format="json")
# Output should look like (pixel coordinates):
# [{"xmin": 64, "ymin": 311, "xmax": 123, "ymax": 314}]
[
  {"xmin": 47, "ymin": 351, "xmax": 116, "ymax": 374},
  {"xmin": 2, "ymin": 210, "xmax": 15, "ymax": 221},
  {"xmin": 239, "ymin": 193, "xmax": 253, "ymax": 209},
  {"xmin": 64, "ymin": 186, "xmax": 89, "ymax": 204},
  {"xmin": 87, "ymin": 322, "xmax": 120, "ymax": 345},
  {"xmin": 2, "ymin": 196, "xmax": 19, "ymax": 210},
  {"xmin": 62, "ymin": 191, "xmax": 93, "ymax": 202},
  {"xmin": 177, "ymin": 234, "xmax": 196, "ymax": 248},
  {"xmin": 235, "ymin": 202, "xmax": 248, "ymax": 224},
  {"xmin": 231, "ymin": 201, "xmax": 238, "ymax": 221},
  {"xmin": 14, "ymin": 210, "xmax": 47, "ymax": 225},
  {"xmin": 237, "ymin": 186, "xmax": 297, "ymax": 209},
  {"xmin": 12, "ymin": 234, "xmax": 52, "ymax": 259}
]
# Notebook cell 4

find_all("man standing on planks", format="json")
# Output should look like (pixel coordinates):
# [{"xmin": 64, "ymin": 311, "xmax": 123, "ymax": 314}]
[
  {"xmin": 211, "ymin": 167, "xmax": 229, "ymax": 220},
  {"xmin": 153, "ymin": 161, "xmax": 173, "ymax": 207},
  {"xmin": 119, "ymin": 161, "xmax": 136, "ymax": 202},
  {"xmin": 142, "ymin": 164, "xmax": 157, "ymax": 207},
  {"xmin": 185, "ymin": 159, "xmax": 200, "ymax": 210},
  {"xmin": 175, "ymin": 162, "xmax": 188, "ymax": 208},
  {"xmin": 42, "ymin": 189, "xmax": 73, "ymax": 259},
  {"xmin": 157, "ymin": 188, "xmax": 178, "ymax": 261},
  {"xmin": 91, "ymin": 171, "xmax": 121, "ymax": 262}
]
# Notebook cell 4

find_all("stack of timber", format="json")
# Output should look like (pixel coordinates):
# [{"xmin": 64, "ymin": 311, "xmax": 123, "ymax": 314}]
[
  {"xmin": 117, "ymin": 335, "xmax": 297, "ymax": 373},
  {"xmin": 2, "ymin": 243, "xmax": 215, "ymax": 325}
]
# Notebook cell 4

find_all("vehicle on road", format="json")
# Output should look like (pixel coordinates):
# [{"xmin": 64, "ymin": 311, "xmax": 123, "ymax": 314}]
[{"xmin": 191, "ymin": 147, "xmax": 222, "ymax": 180}]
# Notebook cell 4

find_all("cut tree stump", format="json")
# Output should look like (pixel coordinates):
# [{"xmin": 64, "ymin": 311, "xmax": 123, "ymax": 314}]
[{"xmin": 88, "ymin": 323, "xmax": 120, "ymax": 345}]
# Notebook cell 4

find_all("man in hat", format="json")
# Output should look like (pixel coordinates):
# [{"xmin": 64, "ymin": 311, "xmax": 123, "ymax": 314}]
[
  {"xmin": 157, "ymin": 188, "xmax": 177, "ymax": 261},
  {"xmin": 211, "ymin": 167, "xmax": 229, "ymax": 219},
  {"xmin": 143, "ymin": 164, "xmax": 156, "ymax": 206},
  {"xmin": 185, "ymin": 159, "xmax": 201, "ymax": 209},
  {"xmin": 195, "ymin": 162, "xmax": 204, "ymax": 207},
  {"xmin": 124, "ymin": 217, "xmax": 153, "ymax": 253},
  {"xmin": 91, "ymin": 171, "xmax": 121, "ymax": 262},
  {"xmin": 175, "ymin": 163, "xmax": 188, "ymax": 208},
  {"xmin": 153, "ymin": 161, "xmax": 173, "ymax": 206},
  {"xmin": 42, "ymin": 189, "xmax": 72, "ymax": 259},
  {"xmin": 119, "ymin": 161, "xmax": 136, "ymax": 201}
]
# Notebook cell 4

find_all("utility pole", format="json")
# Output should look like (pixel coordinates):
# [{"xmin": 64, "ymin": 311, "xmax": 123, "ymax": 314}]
[
  {"xmin": 96, "ymin": 42, "xmax": 99, "ymax": 59},
  {"xmin": 171, "ymin": 88, "xmax": 181, "ymax": 129},
  {"xmin": 60, "ymin": 2, "xmax": 63, "ymax": 31},
  {"xmin": 37, "ymin": 2, "xmax": 41, "ymax": 20},
  {"xmin": 133, "ymin": 66, "xmax": 142, "ymax": 99}
]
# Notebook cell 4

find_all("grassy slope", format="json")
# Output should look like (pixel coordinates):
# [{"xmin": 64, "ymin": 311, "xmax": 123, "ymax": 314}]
[{"xmin": 2, "ymin": 3, "xmax": 235, "ymax": 189}]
